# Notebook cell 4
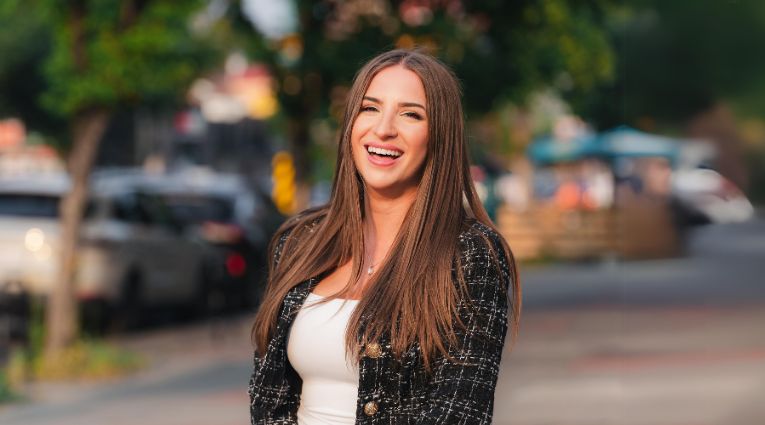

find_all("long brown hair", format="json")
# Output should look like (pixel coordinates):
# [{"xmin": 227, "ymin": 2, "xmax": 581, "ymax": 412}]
[{"xmin": 252, "ymin": 49, "xmax": 520, "ymax": 371}]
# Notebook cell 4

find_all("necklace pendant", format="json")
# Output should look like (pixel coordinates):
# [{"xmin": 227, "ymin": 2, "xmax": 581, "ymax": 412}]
[{"xmin": 367, "ymin": 266, "xmax": 374, "ymax": 275}]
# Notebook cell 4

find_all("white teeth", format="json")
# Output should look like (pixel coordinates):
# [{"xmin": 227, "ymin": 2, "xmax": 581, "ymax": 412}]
[{"xmin": 367, "ymin": 146, "xmax": 402, "ymax": 157}]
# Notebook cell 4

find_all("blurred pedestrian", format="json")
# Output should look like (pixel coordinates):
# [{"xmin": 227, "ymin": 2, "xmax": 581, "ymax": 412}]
[{"xmin": 249, "ymin": 49, "xmax": 520, "ymax": 424}]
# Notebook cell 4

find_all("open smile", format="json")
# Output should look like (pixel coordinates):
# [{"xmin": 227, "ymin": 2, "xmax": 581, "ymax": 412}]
[
  {"xmin": 364, "ymin": 144, "xmax": 404, "ymax": 167},
  {"xmin": 366, "ymin": 144, "xmax": 403, "ymax": 158}
]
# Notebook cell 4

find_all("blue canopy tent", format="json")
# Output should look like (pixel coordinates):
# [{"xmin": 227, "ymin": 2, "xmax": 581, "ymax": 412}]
[
  {"xmin": 596, "ymin": 126, "xmax": 679, "ymax": 166},
  {"xmin": 528, "ymin": 126, "xmax": 680, "ymax": 166},
  {"xmin": 526, "ymin": 132, "xmax": 601, "ymax": 165}
]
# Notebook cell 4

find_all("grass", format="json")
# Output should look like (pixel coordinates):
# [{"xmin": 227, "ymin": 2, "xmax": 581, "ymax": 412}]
[
  {"xmin": 0, "ymin": 339, "xmax": 146, "ymax": 405},
  {"xmin": 1, "ymin": 299, "xmax": 146, "ymax": 404},
  {"xmin": 0, "ymin": 369, "xmax": 19, "ymax": 403},
  {"xmin": 29, "ymin": 340, "xmax": 145, "ymax": 382}
]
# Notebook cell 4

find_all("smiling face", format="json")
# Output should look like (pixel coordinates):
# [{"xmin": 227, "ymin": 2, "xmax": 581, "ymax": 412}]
[{"xmin": 351, "ymin": 65, "xmax": 429, "ymax": 199}]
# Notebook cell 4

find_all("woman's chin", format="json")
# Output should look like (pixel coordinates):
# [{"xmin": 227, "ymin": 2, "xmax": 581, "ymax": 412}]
[{"xmin": 363, "ymin": 181, "xmax": 419, "ymax": 200}]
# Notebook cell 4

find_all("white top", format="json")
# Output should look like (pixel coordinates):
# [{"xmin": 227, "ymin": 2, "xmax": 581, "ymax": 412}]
[{"xmin": 287, "ymin": 292, "xmax": 360, "ymax": 425}]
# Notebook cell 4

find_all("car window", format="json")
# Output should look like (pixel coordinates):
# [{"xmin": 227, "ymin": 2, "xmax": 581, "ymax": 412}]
[
  {"xmin": 0, "ymin": 193, "xmax": 98, "ymax": 220},
  {"xmin": 109, "ymin": 191, "xmax": 182, "ymax": 232},
  {"xmin": 161, "ymin": 194, "xmax": 234, "ymax": 225},
  {"xmin": 135, "ymin": 192, "xmax": 185, "ymax": 233},
  {"xmin": 111, "ymin": 193, "xmax": 142, "ymax": 223},
  {"xmin": 0, "ymin": 194, "xmax": 60, "ymax": 218}
]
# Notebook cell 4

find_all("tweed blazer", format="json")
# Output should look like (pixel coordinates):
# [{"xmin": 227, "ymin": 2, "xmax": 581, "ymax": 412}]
[{"xmin": 248, "ymin": 220, "xmax": 513, "ymax": 424}]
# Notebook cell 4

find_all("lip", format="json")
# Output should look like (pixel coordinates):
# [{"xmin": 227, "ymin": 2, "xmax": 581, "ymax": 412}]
[{"xmin": 363, "ymin": 142, "xmax": 403, "ymax": 167}]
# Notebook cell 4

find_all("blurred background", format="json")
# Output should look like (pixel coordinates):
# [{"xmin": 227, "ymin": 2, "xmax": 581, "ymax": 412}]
[{"xmin": 0, "ymin": 0, "xmax": 764, "ymax": 424}]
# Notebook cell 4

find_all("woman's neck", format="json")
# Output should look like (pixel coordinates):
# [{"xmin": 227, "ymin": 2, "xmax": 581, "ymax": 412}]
[{"xmin": 363, "ymin": 188, "xmax": 417, "ymax": 263}]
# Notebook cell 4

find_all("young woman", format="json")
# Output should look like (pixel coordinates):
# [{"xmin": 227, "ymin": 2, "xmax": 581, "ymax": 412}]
[{"xmin": 249, "ymin": 49, "xmax": 520, "ymax": 425}]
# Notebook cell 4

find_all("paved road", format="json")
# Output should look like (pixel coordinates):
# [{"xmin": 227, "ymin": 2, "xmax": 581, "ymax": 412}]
[
  {"xmin": 1, "ymin": 219, "xmax": 763, "ymax": 424},
  {"xmin": 495, "ymin": 218, "xmax": 765, "ymax": 424}
]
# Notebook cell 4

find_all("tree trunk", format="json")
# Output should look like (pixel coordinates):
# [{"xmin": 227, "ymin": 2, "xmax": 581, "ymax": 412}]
[{"xmin": 44, "ymin": 108, "xmax": 110, "ymax": 359}]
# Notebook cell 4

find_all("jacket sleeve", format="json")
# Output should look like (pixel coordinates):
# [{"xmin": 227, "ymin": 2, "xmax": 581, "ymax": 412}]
[
  {"xmin": 415, "ymin": 229, "xmax": 513, "ymax": 425},
  {"xmin": 249, "ymin": 231, "xmax": 300, "ymax": 425}
]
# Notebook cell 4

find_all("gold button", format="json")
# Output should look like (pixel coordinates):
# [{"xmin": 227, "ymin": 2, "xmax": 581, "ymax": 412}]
[
  {"xmin": 364, "ymin": 342, "xmax": 382, "ymax": 359},
  {"xmin": 363, "ymin": 401, "xmax": 379, "ymax": 416}
]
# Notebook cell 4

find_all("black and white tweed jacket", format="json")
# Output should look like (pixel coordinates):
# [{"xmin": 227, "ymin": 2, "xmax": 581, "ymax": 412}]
[{"xmin": 248, "ymin": 220, "xmax": 513, "ymax": 424}]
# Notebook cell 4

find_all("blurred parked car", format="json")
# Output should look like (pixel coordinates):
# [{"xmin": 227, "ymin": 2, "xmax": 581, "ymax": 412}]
[
  {"xmin": 0, "ymin": 173, "xmax": 212, "ymax": 330},
  {"xmin": 94, "ymin": 167, "xmax": 283, "ymax": 312},
  {"xmin": 672, "ymin": 168, "xmax": 755, "ymax": 225}
]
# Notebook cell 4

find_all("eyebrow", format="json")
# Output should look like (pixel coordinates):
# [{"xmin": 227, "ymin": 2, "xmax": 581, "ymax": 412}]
[{"xmin": 363, "ymin": 96, "xmax": 426, "ymax": 111}]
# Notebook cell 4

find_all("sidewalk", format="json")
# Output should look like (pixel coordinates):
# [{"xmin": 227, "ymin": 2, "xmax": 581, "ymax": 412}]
[
  {"xmin": 494, "ymin": 305, "xmax": 765, "ymax": 425},
  {"xmin": 0, "ymin": 315, "xmax": 257, "ymax": 425}
]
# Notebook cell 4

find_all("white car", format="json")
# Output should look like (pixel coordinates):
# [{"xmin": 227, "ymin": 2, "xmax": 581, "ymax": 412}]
[
  {"xmin": 672, "ymin": 168, "xmax": 755, "ymax": 224},
  {"xmin": 0, "ymin": 173, "xmax": 211, "ymax": 326}
]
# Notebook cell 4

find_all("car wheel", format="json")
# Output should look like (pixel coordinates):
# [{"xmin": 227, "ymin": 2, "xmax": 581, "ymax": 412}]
[
  {"xmin": 111, "ymin": 270, "xmax": 144, "ymax": 332},
  {"xmin": 80, "ymin": 299, "xmax": 111, "ymax": 336},
  {"xmin": 190, "ymin": 265, "xmax": 219, "ymax": 318}
]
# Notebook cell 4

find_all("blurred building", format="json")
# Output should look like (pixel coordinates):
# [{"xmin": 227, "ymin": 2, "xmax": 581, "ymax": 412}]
[
  {"xmin": 92, "ymin": 56, "xmax": 280, "ymax": 196},
  {"xmin": 0, "ymin": 118, "xmax": 64, "ymax": 176}
]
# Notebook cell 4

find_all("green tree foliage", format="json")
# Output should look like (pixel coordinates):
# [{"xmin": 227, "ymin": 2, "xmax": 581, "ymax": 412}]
[
  {"xmin": 1, "ymin": 1, "xmax": 217, "ymax": 141},
  {"xmin": 0, "ymin": 1, "xmax": 60, "ymax": 135},
  {"xmin": 230, "ymin": 0, "xmax": 615, "ymax": 187},
  {"xmin": 455, "ymin": 0, "xmax": 613, "ymax": 114},
  {"xmin": 1, "ymin": 0, "xmax": 218, "ymax": 356},
  {"xmin": 41, "ymin": 1, "xmax": 214, "ymax": 119},
  {"xmin": 575, "ymin": 0, "xmax": 765, "ymax": 129}
]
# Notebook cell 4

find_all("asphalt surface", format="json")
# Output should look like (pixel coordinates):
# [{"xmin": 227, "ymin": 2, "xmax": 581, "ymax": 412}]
[
  {"xmin": 1, "ymin": 218, "xmax": 764, "ymax": 425},
  {"xmin": 495, "ymin": 217, "xmax": 765, "ymax": 424}
]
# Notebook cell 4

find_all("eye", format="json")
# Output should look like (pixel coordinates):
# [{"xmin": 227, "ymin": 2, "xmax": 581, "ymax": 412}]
[
  {"xmin": 403, "ymin": 111, "xmax": 424, "ymax": 121},
  {"xmin": 360, "ymin": 105, "xmax": 378, "ymax": 113}
]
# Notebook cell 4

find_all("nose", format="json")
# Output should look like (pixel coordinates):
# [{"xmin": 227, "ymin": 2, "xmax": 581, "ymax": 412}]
[{"xmin": 373, "ymin": 110, "xmax": 397, "ymax": 140}]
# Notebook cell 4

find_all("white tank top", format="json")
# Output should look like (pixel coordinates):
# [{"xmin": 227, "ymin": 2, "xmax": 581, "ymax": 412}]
[{"xmin": 287, "ymin": 292, "xmax": 360, "ymax": 425}]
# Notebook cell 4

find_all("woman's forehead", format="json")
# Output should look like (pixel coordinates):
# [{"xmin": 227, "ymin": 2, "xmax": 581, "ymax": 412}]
[{"xmin": 364, "ymin": 65, "xmax": 426, "ymax": 104}]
